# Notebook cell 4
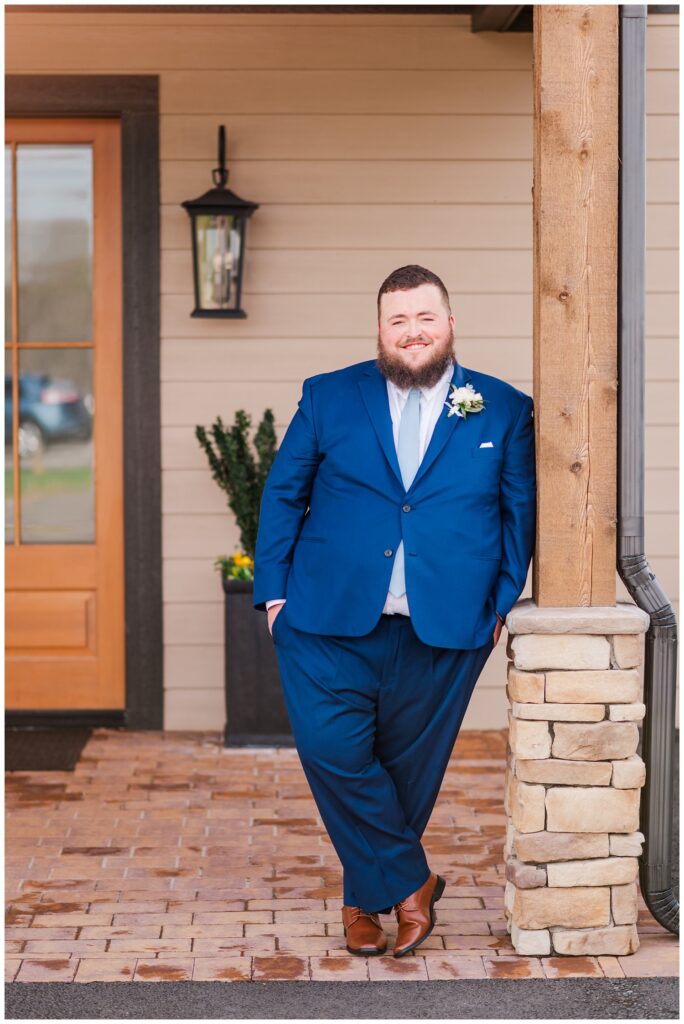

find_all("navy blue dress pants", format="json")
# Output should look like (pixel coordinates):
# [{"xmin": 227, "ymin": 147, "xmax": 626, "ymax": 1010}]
[{"xmin": 271, "ymin": 605, "xmax": 495, "ymax": 915}]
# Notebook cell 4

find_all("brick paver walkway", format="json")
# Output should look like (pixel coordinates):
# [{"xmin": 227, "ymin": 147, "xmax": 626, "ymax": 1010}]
[{"xmin": 5, "ymin": 729, "xmax": 678, "ymax": 983}]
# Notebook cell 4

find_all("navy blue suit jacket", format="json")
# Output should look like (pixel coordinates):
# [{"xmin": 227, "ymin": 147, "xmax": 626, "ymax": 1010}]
[{"xmin": 253, "ymin": 358, "xmax": 536, "ymax": 649}]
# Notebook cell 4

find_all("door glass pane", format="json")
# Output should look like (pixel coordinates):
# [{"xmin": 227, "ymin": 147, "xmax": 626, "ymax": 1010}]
[
  {"xmin": 5, "ymin": 350, "xmax": 14, "ymax": 543},
  {"xmin": 18, "ymin": 347, "xmax": 94, "ymax": 543},
  {"xmin": 5, "ymin": 146, "xmax": 13, "ymax": 342},
  {"xmin": 17, "ymin": 145, "xmax": 93, "ymax": 342}
]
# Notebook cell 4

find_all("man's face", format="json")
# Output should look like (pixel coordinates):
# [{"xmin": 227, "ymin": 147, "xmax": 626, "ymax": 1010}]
[{"xmin": 376, "ymin": 282, "xmax": 456, "ymax": 389}]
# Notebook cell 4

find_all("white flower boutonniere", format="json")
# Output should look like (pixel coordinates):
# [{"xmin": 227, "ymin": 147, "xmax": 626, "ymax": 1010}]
[{"xmin": 445, "ymin": 382, "xmax": 485, "ymax": 420}]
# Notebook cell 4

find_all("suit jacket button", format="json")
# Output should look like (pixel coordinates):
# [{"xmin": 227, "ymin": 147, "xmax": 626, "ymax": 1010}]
[
  {"xmin": 384, "ymin": 548, "xmax": 393, "ymax": 557},
  {"xmin": 402, "ymin": 504, "xmax": 411, "ymax": 512}
]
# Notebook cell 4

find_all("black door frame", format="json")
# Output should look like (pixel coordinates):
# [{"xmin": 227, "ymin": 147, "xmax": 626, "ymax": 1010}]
[{"xmin": 6, "ymin": 75, "xmax": 163, "ymax": 730}]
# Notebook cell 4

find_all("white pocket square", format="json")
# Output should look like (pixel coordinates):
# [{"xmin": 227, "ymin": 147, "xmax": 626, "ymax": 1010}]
[{"xmin": 479, "ymin": 441, "xmax": 495, "ymax": 448}]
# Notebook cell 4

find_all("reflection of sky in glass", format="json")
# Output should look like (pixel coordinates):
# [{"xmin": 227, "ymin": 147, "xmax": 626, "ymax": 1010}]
[
  {"xmin": 16, "ymin": 145, "xmax": 93, "ymax": 341},
  {"xmin": 5, "ymin": 146, "xmax": 12, "ymax": 341},
  {"xmin": 17, "ymin": 146, "xmax": 93, "ymax": 235}
]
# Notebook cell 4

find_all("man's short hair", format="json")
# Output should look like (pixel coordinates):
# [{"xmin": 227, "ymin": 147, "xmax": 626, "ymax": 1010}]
[{"xmin": 377, "ymin": 265, "xmax": 451, "ymax": 318}]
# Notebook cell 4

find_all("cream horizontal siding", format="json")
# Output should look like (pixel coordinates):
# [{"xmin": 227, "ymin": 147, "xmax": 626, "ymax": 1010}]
[
  {"xmin": 164, "ymin": 246, "xmax": 677, "ymax": 295},
  {"xmin": 6, "ymin": 21, "xmax": 535, "ymax": 69},
  {"xmin": 164, "ymin": 160, "xmax": 539, "ymax": 205},
  {"xmin": 6, "ymin": 10, "xmax": 678, "ymax": 730},
  {"xmin": 162, "ymin": 203, "xmax": 677, "ymax": 249}
]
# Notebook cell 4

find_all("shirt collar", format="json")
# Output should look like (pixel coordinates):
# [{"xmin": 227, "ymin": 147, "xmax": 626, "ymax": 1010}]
[{"xmin": 389, "ymin": 360, "xmax": 455, "ymax": 402}]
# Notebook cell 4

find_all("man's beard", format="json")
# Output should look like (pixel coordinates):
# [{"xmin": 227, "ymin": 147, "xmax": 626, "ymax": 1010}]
[{"xmin": 376, "ymin": 326, "xmax": 456, "ymax": 389}]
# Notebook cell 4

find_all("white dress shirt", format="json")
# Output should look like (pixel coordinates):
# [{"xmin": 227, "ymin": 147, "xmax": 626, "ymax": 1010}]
[
  {"xmin": 265, "ymin": 360, "xmax": 456, "ymax": 619},
  {"xmin": 380, "ymin": 359, "xmax": 455, "ymax": 616}
]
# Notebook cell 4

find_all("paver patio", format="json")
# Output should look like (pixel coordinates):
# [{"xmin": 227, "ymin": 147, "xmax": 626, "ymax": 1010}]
[{"xmin": 5, "ymin": 728, "xmax": 678, "ymax": 983}]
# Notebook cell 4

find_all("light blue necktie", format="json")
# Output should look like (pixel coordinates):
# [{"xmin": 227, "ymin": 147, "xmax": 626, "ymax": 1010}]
[{"xmin": 389, "ymin": 386, "xmax": 421, "ymax": 597}]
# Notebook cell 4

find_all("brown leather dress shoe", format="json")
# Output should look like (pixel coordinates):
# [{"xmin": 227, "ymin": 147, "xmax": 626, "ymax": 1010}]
[
  {"xmin": 393, "ymin": 871, "xmax": 446, "ymax": 958},
  {"xmin": 342, "ymin": 905, "xmax": 388, "ymax": 956}
]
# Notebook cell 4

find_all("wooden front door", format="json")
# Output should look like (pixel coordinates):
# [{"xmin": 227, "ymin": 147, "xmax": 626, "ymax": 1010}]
[{"xmin": 5, "ymin": 118, "xmax": 125, "ymax": 711}]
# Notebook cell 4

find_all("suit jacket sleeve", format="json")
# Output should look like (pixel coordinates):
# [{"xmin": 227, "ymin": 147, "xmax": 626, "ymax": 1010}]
[
  {"xmin": 253, "ymin": 375, "xmax": 321, "ymax": 611},
  {"xmin": 493, "ymin": 393, "xmax": 536, "ymax": 622}
]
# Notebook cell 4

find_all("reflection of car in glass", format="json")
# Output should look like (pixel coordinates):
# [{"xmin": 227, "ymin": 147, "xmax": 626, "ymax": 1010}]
[{"xmin": 5, "ymin": 373, "xmax": 92, "ymax": 458}]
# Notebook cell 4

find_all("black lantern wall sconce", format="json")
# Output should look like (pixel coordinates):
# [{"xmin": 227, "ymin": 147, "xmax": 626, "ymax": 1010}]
[{"xmin": 181, "ymin": 126, "xmax": 259, "ymax": 318}]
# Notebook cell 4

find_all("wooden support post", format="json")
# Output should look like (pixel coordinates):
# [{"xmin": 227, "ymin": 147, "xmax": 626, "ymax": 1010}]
[
  {"xmin": 503, "ymin": 5, "xmax": 644, "ymax": 961},
  {"xmin": 532, "ymin": 5, "xmax": 619, "ymax": 607}
]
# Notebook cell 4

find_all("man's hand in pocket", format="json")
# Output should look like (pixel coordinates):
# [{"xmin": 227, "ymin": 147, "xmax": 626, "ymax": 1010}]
[
  {"xmin": 493, "ymin": 610, "xmax": 504, "ymax": 646},
  {"xmin": 267, "ymin": 602, "xmax": 285, "ymax": 637}
]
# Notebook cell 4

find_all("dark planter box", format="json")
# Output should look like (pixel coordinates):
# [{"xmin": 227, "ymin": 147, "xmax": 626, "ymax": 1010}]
[{"xmin": 222, "ymin": 578, "xmax": 294, "ymax": 747}]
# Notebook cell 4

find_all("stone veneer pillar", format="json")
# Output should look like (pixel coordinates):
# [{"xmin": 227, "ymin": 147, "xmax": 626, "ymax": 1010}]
[{"xmin": 502, "ymin": 598, "xmax": 650, "ymax": 956}]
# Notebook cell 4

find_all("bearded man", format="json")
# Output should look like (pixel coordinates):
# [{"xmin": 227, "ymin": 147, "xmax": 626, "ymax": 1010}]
[{"xmin": 253, "ymin": 264, "xmax": 536, "ymax": 957}]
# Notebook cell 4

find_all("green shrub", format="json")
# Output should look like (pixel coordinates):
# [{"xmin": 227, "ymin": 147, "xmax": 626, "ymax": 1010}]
[{"xmin": 196, "ymin": 408, "xmax": 277, "ymax": 578}]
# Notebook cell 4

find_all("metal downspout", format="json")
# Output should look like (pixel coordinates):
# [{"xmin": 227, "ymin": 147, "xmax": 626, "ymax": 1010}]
[{"xmin": 617, "ymin": 4, "xmax": 679, "ymax": 934}]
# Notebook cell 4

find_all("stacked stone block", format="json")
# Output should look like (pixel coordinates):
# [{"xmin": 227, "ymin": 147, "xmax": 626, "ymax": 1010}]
[{"xmin": 502, "ymin": 599, "xmax": 650, "ymax": 956}]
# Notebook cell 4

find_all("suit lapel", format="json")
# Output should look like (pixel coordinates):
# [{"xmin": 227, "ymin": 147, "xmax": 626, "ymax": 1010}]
[
  {"xmin": 357, "ymin": 359, "xmax": 472, "ymax": 494},
  {"xmin": 358, "ymin": 365, "xmax": 404, "ymax": 489}
]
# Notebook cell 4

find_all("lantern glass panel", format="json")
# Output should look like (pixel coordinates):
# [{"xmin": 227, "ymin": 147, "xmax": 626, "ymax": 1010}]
[{"xmin": 195, "ymin": 213, "xmax": 243, "ymax": 312}]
